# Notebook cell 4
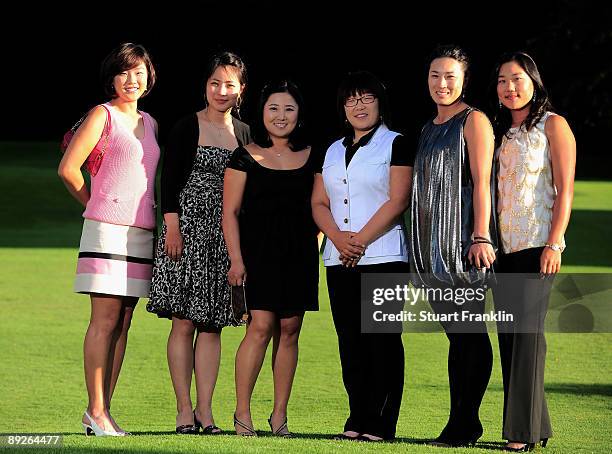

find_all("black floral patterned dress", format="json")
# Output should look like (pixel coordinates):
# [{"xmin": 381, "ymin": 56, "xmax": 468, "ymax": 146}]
[{"xmin": 147, "ymin": 145, "xmax": 237, "ymax": 328}]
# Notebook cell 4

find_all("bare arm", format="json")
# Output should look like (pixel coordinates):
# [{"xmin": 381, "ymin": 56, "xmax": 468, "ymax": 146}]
[
  {"xmin": 541, "ymin": 114, "xmax": 576, "ymax": 274},
  {"xmin": 464, "ymin": 110, "xmax": 496, "ymax": 268},
  {"xmin": 163, "ymin": 212, "xmax": 183, "ymax": 261},
  {"xmin": 311, "ymin": 174, "xmax": 341, "ymax": 240},
  {"xmin": 222, "ymin": 168, "xmax": 247, "ymax": 285},
  {"xmin": 57, "ymin": 106, "xmax": 107, "ymax": 207}
]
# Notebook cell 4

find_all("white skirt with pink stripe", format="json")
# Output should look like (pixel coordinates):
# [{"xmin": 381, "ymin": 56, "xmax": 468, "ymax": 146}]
[{"xmin": 74, "ymin": 219, "xmax": 154, "ymax": 298}]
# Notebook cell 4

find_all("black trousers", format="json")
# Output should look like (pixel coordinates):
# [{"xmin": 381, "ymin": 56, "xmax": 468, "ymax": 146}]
[
  {"xmin": 493, "ymin": 247, "xmax": 553, "ymax": 443},
  {"xmin": 326, "ymin": 261, "xmax": 408, "ymax": 439},
  {"xmin": 429, "ymin": 284, "xmax": 493, "ymax": 442}
]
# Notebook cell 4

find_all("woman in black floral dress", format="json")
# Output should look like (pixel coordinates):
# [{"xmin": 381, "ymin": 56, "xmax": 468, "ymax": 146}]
[{"xmin": 147, "ymin": 52, "xmax": 250, "ymax": 434}]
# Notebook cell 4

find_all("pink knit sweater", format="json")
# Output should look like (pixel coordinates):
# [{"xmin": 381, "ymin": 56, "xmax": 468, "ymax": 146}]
[{"xmin": 82, "ymin": 103, "xmax": 160, "ymax": 230}]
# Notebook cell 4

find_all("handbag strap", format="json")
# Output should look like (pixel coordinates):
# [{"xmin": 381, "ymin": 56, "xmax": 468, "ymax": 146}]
[{"xmin": 97, "ymin": 104, "xmax": 112, "ymax": 154}]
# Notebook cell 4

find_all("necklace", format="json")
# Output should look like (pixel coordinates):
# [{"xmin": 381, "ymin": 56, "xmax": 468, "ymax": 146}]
[
  {"xmin": 269, "ymin": 147, "xmax": 283, "ymax": 157},
  {"xmin": 204, "ymin": 109, "xmax": 231, "ymax": 137}
]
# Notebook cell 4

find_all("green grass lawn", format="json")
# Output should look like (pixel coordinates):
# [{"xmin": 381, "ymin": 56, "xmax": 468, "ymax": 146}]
[{"xmin": 0, "ymin": 142, "xmax": 610, "ymax": 453}]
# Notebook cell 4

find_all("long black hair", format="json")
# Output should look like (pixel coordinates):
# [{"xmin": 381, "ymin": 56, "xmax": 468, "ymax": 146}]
[
  {"xmin": 251, "ymin": 80, "xmax": 309, "ymax": 151},
  {"xmin": 490, "ymin": 52, "xmax": 554, "ymax": 147}
]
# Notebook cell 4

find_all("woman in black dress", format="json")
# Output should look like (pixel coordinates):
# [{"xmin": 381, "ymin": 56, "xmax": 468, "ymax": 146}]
[
  {"xmin": 147, "ymin": 52, "xmax": 250, "ymax": 434},
  {"xmin": 223, "ymin": 80, "xmax": 319, "ymax": 437}
]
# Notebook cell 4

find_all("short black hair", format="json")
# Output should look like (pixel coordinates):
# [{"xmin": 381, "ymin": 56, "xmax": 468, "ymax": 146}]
[
  {"xmin": 337, "ymin": 71, "xmax": 390, "ymax": 134},
  {"xmin": 252, "ymin": 80, "xmax": 309, "ymax": 151},
  {"xmin": 100, "ymin": 43, "xmax": 156, "ymax": 98}
]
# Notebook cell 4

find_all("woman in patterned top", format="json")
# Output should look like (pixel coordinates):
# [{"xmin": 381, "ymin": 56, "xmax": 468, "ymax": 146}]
[
  {"xmin": 491, "ymin": 52, "xmax": 575, "ymax": 452},
  {"xmin": 147, "ymin": 52, "xmax": 250, "ymax": 434}
]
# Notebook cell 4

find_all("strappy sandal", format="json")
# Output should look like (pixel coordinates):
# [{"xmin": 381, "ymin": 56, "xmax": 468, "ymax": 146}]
[
  {"xmin": 175, "ymin": 424, "xmax": 197, "ymax": 435},
  {"xmin": 194, "ymin": 410, "xmax": 222, "ymax": 435},
  {"xmin": 268, "ymin": 414, "xmax": 293, "ymax": 438},
  {"xmin": 233, "ymin": 413, "xmax": 257, "ymax": 436},
  {"xmin": 175, "ymin": 411, "xmax": 198, "ymax": 435},
  {"xmin": 201, "ymin": 424, "xmax": 223, "ymax": 435}
]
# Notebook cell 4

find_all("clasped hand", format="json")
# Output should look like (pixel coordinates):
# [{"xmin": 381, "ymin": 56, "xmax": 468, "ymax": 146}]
[{"xmin": 333, "ymin": 231, "xmax": 366, "ymax": 268}]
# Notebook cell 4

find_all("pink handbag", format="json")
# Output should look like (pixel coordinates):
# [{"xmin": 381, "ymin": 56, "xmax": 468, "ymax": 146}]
[{"xmin": 61, "ymin": 105, "xmax": 111, "ymax": 176}]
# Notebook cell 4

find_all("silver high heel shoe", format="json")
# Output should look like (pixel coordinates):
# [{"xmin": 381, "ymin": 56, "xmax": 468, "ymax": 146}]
[{"xmin": 82, "ymin": 411, "xmax": 123, "ymax": 437}]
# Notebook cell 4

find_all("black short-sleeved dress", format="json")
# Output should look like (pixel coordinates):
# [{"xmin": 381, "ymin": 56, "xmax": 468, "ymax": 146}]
[{"xmin": 227, "ymin": 146, "xmax": 319, "ymax": 315}]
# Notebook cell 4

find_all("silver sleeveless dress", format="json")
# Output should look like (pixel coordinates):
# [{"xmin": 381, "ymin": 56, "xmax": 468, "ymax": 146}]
[{"xmin": 410, "ymin": 107, "xmax": 497, "ymax": 286}]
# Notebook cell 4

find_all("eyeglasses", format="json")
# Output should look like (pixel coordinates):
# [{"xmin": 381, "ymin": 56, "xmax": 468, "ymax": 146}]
[{"xmin": 344, "ymin": 94, "xmax": 377, "ymax": 107}]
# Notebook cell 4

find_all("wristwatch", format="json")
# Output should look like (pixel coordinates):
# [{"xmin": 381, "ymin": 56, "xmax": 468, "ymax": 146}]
[{"xmin": 545, "ymin": 243, "xmax": 565, "ymax": 252}]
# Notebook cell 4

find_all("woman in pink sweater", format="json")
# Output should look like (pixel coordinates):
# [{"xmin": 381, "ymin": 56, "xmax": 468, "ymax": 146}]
[{"xmin": 58, "ymin": 43, "xmax": 160, "ymax": 437}]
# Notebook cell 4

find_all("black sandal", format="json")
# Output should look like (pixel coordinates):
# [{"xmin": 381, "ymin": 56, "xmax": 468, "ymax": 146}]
[
  {"xmin": 194, "ymin": 410, "xmax": 222, "ymax": 435},
  {"xmin": 175, "ymin": 410, "xmax": 198, "ymax": 434},
  {"xmin": 268, "ymin": 414, "xmax": 293, "ymax": 438},
  {"xmin": 201, "ymin": 424, "xmax": 222, "ymax": 435},
  {"xmin": 233, "ymin": 413, "xmax": 257, "ymax": 437},
  {"xmin": 427, "ymin": 437, "xmax": 478, "ymax": 448},
  {"xmin": 504, "ymin": 442, "xmax": 535, "ymax": 452},
  {"xmin": 175, "ymin": 423, "xmax": 197, "ymax": 435},
  {"xmin": 333, "ymin": 433, "xmax": 360, "ymax": 441}
]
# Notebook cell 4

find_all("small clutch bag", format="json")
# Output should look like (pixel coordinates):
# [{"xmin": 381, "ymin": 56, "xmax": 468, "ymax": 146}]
[{"xmin": 231, "ymin": 283, "xmax": 248, "ymax": 324}]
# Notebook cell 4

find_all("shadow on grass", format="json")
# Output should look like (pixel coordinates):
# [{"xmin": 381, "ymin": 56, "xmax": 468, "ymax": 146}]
[
  {"xmin": 475, "ymin": 441, "xmax": 510, "ymax": 451},
  {"xmin": 56, "ymin": 431, "xmax": 455, "ymax": 444},
  {"xmin": 563, "ymin": 210, "xmax": 612, "ymax": 267},
  {"xmin": 128, "ymin": 432, "xmax": 508, "ymax": 450},
  {"xmin": 545, "ymin": 382, "xmax": 612, "ymax": 397},
  {"xmin": 470, "ymin": 382, "xmax": 612, "ymax": 398},
  {"xmin": 128, "ymin": 432, "xmax": 433, "ymax": 443},
  {"xmin": 1, "ymin": 432, "xmax": 516, "ymax": 452}
]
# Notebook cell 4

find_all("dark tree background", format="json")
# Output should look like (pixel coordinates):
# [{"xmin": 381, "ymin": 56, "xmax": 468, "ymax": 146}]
[{"xmin": 2, "ymin": 0, "xmax": 610, "ymax": 178}]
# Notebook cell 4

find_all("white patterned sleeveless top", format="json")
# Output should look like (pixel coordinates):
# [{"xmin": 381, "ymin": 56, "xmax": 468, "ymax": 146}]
[{"xmin": 496, "ymin": 112, "xmax": 565, "ymax": 254}]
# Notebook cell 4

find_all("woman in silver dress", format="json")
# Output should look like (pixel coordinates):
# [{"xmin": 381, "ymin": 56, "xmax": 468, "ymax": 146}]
[{"xmin": 410, "ymin": 45, "xmax": 496, "ymax": 447}]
